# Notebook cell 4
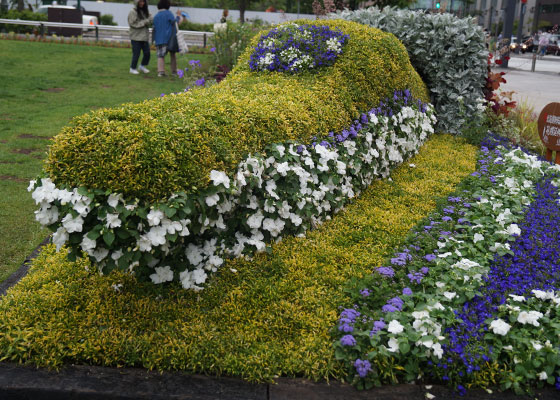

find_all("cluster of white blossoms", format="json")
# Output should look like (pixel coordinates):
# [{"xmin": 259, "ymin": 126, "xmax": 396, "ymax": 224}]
[{"xmin": 29, "ymin": 100, "xmax": 435, "ymax": 291}]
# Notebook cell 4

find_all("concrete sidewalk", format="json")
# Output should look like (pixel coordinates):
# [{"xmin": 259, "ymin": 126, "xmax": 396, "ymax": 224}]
[{"xmin": 496, "ymin": 53, "xmax": 560, "ymax": 115}]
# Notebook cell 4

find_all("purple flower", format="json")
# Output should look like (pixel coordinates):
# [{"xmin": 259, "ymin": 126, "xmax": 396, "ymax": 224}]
[
  {"xmin": 354, "ymin": 359, "xmax": 372, "ymax": 378},
  {"xmin": 373, "ymin": 319, "xmax": 386, "ymax": 330},
  {"xmin": 160, "ymin": 93, "xmax": 165, "ymax": 97},
  {"xmin": 402, "ymin": 287, "xmax": 413, "ymax": 296},
  {"xmin": 177, "ymin": 69, "xmax": 184, "ymax": 78},
  {"xmin": 382, "ymin": 304, "xmax": 398, "ymax": 312},
  {"xmin": 420, "ymin": 267, "xmax": 429, "ymax": 274},
  {"xmin": 360, "ymin": 288, "xmax": 371, "ymax": 297},
  {"xmin": 189, "ymin": 59, "xmax": 201, "ymax": 67},
  {"xmin": 377, "ymin": 267, "xmax": 395, "ymax": 278},
  {"xmin": 194, "ymin": 77, "xmax": 205, "ymax": 86},
  {"xmin": 425, "ymin": 254, "xmax": 436, "ymax": 262},
  {"xmin": 442, "ymin": 216, "xmax": 452, "ymax": 222},
  {"xmin": 210, "ymin": 47, "xmax": 216, "ymax": 52},
  {"xmin": 340, "ymin": 335, "xmax": 357, "ymax": 346}
]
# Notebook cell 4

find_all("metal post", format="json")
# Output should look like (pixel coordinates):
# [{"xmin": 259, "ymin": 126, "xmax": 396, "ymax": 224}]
[
  {"xmin": 40, "ymin": 22, "xmax": 44, "ymax": 36},
  {"xmin": 517, "ymin": 2, "xmax": 525, "ymax": 47},
  {"xmin": 531, "ymin": 51, "xmax": 537, "ymax": 71},
  {"xmin": 203, "ymin": 33, "xmax": 206, "ymax": 48},
  {"xmin": 95, "ymin": 25, "xmax": 98, "ymax": 41}
]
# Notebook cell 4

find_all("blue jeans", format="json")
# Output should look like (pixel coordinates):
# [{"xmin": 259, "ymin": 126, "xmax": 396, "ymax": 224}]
[{"xmin": 131, "ymin": 40, "xmax": 150, "ymax": 69}]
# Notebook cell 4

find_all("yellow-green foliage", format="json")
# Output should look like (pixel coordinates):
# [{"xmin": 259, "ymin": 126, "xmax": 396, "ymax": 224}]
[
  {"xmin": 1, "ymin": 135, "xmax": 475, "ymax": 380},
  {"xmin": 45, "ymin": 19, "xmax": 429, "ymax": 202}
]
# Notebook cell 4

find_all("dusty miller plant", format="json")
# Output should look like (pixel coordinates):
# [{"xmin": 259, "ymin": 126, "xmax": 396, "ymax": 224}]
[{"xmin": 335, "ymin": 7, "xmax": 488, "ymax": 134}]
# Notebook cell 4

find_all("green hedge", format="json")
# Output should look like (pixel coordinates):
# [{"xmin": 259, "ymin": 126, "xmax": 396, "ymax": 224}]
[{"xmin": 45, "ymin": 19, "xmax": 429, "ymax": 202}]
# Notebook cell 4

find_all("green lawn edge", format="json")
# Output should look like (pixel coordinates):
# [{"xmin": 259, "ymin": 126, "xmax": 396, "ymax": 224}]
[{"xmin": 0, "ymin": 134, "xmax": 477, "ymax": 382}]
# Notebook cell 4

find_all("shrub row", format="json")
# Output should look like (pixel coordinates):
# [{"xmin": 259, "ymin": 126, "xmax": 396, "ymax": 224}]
[
  {"xmin": 3, "ymin": 134, "xmax": 477, "ymax": 380},
  {"xmin": 44, "ymin": 19, "xmax": 429, "ymax": 202},
  {"xmin": 30, "ymin": 92, "xmax": 434, "ymax": 289},
  {"xmin": 337, "ymin": 7, "xmax": 487, "ymax": 134}
]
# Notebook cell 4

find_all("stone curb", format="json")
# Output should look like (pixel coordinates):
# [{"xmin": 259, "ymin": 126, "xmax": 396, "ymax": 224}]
[{"xmin": 1, "ymin": 362, "xmax": 559, "ymax": 400}]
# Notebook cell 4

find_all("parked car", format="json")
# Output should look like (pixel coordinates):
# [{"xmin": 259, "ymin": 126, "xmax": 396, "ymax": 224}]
[
  {"xmin": 546, "ymin": 34, "xmax": 559, "ymax": 56},
  {"xmin": 36, "ymin": 5, "xmax": 98, "ymax": 31}
]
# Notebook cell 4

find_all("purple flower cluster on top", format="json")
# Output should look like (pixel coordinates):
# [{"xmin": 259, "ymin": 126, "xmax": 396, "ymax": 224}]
[{"xmin": 249, "ymin": 24, "xmax": 349, "ymax": 74}]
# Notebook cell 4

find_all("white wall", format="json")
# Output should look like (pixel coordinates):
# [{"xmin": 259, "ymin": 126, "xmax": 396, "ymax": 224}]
[{"xmin": 66, "ymin": 1, "xmax": 314, "ymax": 27}]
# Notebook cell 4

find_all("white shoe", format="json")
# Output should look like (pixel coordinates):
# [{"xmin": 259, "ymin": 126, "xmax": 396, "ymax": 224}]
[
  {"xmin": 138, "ymin": 65, "xmax": 150, "ymax": 73},
  {"xmin": 129, "ymin": 68, "xmax": 139, "ymax": 75}
]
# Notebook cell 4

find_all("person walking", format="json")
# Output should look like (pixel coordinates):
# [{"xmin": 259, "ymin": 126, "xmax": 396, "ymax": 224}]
[
  {"xmin": 152, "ymin": 0, "xmax": 184, "ymax": 77},
  {"xmin": 128, "ymin": 0, "xmax": 152, "ymax": 74},
  {"xmin": 538, "ymin": 32, "xmax": 549, "ymax": 59}
]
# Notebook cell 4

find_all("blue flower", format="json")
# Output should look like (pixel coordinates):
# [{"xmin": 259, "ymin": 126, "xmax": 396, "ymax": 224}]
[{"xmin": 340, "ymin": 334, "xmax": 357, "ymax": 346}]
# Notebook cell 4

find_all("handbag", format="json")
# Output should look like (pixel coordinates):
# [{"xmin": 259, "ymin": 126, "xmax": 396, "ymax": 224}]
[
  {"xmin": 175, "ymin": 22, "xmax": 188, "ymax": 54},
  {"xmin": 167, "ymin": 29, "xmax": 179, "ymax": 53}
]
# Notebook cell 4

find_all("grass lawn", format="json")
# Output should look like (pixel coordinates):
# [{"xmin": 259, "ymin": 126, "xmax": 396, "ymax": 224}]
[{"xmin": 0, "ymin": 39, "xmax": 212, "ymax": 282}]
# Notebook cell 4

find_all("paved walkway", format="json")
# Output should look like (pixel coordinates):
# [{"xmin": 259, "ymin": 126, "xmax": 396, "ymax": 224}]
[{"xmin": 497, "ymin": 53, "xmax": 560, "ymax": 114}]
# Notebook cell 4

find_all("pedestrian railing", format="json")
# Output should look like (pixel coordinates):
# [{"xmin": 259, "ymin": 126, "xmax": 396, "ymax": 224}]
[{"xmin": 0, "ymin": 18, "xmax": 214, "ymax": 47}]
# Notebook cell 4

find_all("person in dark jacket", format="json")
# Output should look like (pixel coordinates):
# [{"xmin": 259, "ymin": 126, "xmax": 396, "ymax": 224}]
[
  {"xmin": 128, "ymin": 0, "xmax": 152, "ymax": 74},
  {"xmin": 152, "ymin": 0, "xmax": 184, "ymax": 77}
]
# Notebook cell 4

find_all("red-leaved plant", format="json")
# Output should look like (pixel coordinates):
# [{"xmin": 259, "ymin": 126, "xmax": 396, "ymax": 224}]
[{"xmin": 483, "ymin": 53, "xmax": 516, "ymax": 116}]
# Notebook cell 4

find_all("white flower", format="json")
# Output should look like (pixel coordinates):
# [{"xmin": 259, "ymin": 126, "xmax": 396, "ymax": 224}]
[
  {"xmin": 35, "ymin": 204, "xmax": 59, "ymax": 225},
  {"xmin": 432, "ymin": 342, "xmax": 443, "ymax": 359},
  {"xmin": 276, "ymin": 162, "xmax": 290, "ymax": 176},
  {"xmin": 150, "ymin": 265, "xmax": 174, "ymax": 284},
  {"xmin": 538, "ymin": 371, "xmax": 548, "ymax": 381},
  {"xmin": 107, "ymin": 193, "xmax": 122, "ymax": 208},
  {"xmin": 146, "ymin": 226, "xmax": 167, "ymax": 247},
  {"xmin": 61, "ymin": 213, "xmax": 84, "ymax": 233},
  {"xmin": 192, "ymin": 268, "xmax": 207, "ymax": 285},
  {"xmin": 73, "ymin": 201, "xmax": 90, "ymax": 217},
  {"xmin": 532, "ymin": 289, "xmax": 554, "ymax": 300},
  {"xmin": 443, "ymin": 291, "xmax": 456, "ymax": 300},
  {"xmin": 186, "ymin": 244, "xmax": 204, "ymax": 266},
  {"xmin": 506, "ymin": 224, "xmax": 521, "ymax": 236},
  {"xmin": 147, "ymin": 209, "xmax": 164, "ymax": 226},
  {"xmin": 105, "ymin": 213, "xmax": 121, "ymax": 229},
  {"xmin": 52, "ymin": 227, "xmax": 69, "ymax": 251},
  {"xmin": 387, "ymin": 337, "xmax": 399, "ymax": 353},
  {"xmin": 517, "ymin": 310, "xmax": 543, "ymax": 327},
  {"xmin": 489, "ymin": 318, "xmax": 511, "ymax": 336},
  {"xmin": 532, "ymin": 341, "xmax": 543, "ymax": 351},
  {"xmin": 426, "ymin": 393, "xmax": 435, "ymax": 399},
  {"xmin": 408, "ymin": 163, "xmax": 416, "ymax": 168},
  {"xmin": 205, "ymin": 193, "xmax": 220, "ymax": 207},
  {"xmin": 509, "ymin": 294, "xmax": 526, "ymax": 302},
  {"xmin": 473, "ymin": 233, "xmax": 484, "ymax": 243},
  {"xmin": 247, "ymin": 212, "xmax": 265, "ymax": 229},
  {"xmin": 262, "ymin": 218, "xmax": 284, "ymax": 237},
  {"xmin": 387, "ymin": 320, "xmax": 404, "ymax": 334},
  {"xmin": 27, "ymin": 179, "xmax": 37, "ymax": 192},
  {"xmin": 503, "ymin": 345, "xmax": 513, "ymax": 351},
  {"xmin": 435, "ymin": 282, "xmax": 445, "ymax": 288},
  {"xmin": 210, "ymin": 170, "xmax": 230, "ymax": 188},
  {"xmin": 81, "ymin": 236, "xmax": 97, "ymax": 254},
  {"xmin": 92, "ymin": 247, "xmax": 109, "ymax": 262}
]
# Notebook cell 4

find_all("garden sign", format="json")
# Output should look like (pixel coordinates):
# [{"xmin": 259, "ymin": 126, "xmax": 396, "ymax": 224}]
[{"xmin": 538, "ymin": 102, "xmax": 560, "ymax": 164}]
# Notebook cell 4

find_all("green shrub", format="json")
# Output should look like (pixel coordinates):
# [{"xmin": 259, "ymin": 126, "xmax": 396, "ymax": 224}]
[
  {"xmin": 99, "ymin": 14, "xmax": 117, "ymax": 26},
  {"xmin": 210, "ymin": 21, "xmax": 263, "ymax": 70},
  {"xmin": 178, "ymin": 19, "xmax": 213, "ymax": 32},
  {"xmin": 45, "ymin": 19, "xmax": 429, "ymax": 202},
  {"xmin": 337, "ymin": 7, "xmax": 488, "ymax": 134},
  {"xmin": 0, "ymin": 10, "xmax": 47, "ymax": 33}
]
